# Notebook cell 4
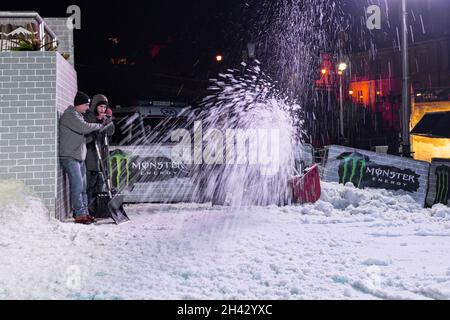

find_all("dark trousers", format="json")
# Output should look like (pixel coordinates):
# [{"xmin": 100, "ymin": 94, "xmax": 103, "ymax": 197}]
[{"xmin": 87, "ymin": 170, "xmax": 106, "ymax": 212}]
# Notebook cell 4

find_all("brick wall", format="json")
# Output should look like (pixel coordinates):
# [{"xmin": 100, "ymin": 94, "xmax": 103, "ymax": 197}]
[
  {"xmin": 44, "ymin": 18, "xmax": 75, "ymax": 66},
  {"xmin": 0, "ymin": 51, "xmax": 77, "ymax": 219},
  {"xmin": 56, "ymin": 53, "xmax": 77, "ymax": 220}
]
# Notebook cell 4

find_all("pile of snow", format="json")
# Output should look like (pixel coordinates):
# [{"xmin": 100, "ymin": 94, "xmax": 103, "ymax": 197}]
[
  {"xmin": 1, "ymin": 179, "xmax": 450, "ymax": 300},
  {"xmin": 0, "ymin": 180, "xmax": 50, "ymax": 228},
  {"xmin": 430, "ymin": 204, "xmax": 450, "ymax": 220},
  {"xmin": 295, "ymin": 181, "xmax": 450, "ymax": 223}
]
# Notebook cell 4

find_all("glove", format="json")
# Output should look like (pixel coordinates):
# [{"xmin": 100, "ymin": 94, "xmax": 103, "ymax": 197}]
[
  {"xmin": 105, "ymin": 108, "xmax": 113, "ymax": 117},
  {"xmin": 103, "ymin": 116, "xmax": 113, "ymax": 125},
  {"xmin": 99, "ymin": 117, "xmax": 113, "ymax": 133}
]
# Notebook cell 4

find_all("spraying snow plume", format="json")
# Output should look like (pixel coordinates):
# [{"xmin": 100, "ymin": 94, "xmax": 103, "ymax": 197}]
[
  {"xmin": 109, "ymin": 0, "xmax": 349, "ymax": 205},
  {"xmin": 245, "ymin": 0, "xmax": 349, "ymax": 143},
  {"xmin": 254, "ymin": 0, "xmax": 347, "ymax": 95},
  {"xmin": 187, "ymin": 62, "xmax": 303, "ymax": 207},
  {"xmin": 108, "ymin": 62, "xmax": 303, "ymax": 207}
]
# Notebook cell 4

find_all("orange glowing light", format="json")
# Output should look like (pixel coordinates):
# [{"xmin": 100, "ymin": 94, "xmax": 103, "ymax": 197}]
[
  {"xmin": 349, "ymin": 90, "xmax": 354, "ymax": 95},
  {"xmin": 321, "ymin": 68, "xmax": 327, "ymax": 75},
  {"xmin": 216, "ymin": 55, "xmax": 223, "ymax": 62}
]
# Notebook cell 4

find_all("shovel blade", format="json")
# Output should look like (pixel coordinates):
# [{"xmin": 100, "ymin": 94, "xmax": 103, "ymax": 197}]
[{"xmin": 108, "ymin": 195, "xmax": 130, "ymax": 225}]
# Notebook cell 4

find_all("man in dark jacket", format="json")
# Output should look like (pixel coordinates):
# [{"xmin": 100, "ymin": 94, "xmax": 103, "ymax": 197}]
[
  {"xmin": 59, "ymin": 91, "xmax": 109, "ymax": 224},
  {"xmin": 85, "ymin": 94, "xmax": 115, "ymax": 214}
]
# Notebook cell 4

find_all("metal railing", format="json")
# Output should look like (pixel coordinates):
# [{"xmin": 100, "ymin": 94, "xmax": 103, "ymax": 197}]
[{"xmin": 0, "ymin": 11, "xmax": 58, "ymax": 52}]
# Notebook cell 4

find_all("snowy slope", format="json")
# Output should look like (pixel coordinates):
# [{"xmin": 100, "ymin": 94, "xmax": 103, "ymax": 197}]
[{"xmin": 1, "ymin": 180, "xmax": 450, "ymax": 300}]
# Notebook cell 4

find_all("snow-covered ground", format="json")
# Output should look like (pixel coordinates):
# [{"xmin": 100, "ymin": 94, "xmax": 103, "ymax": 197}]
[{"xmin": 1, "ymin": 179, "xmax": 450, "ymax": 300}]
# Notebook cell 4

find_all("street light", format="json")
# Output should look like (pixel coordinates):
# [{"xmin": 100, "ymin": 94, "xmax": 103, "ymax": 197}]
[
  {"xmin": 338, "ymin": 63, "xmax": 347, "ymax": 72},
  {"xmin": 338, "ymin": 62, "xmax": 347, "ymax": 139},
  {"xmin": 215, "ymin": 54, "xmax": 223, "ymax": 62}
]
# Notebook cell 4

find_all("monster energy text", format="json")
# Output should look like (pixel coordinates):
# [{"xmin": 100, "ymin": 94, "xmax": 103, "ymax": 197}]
[
  {"xmin": 132, "ymin": 161, "xmax": 184, "ymax": 171},
  {"xmin": 338, "ymin": 152, "xmax": 420, "ymax": 192},
  {"xmin": 366, "ymin": 168, "xmax": 417, "ymax": 184}
]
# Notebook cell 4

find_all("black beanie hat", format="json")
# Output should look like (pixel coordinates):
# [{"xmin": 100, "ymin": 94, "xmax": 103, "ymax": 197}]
[{"xmin": 74, "ymin": 91, "xmax": 91, "ymax": 106}]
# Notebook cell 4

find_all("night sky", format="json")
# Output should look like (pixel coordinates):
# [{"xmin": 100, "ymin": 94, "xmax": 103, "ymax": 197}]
[
  {"xmin": 2, "ymin": 0, "xmax": 251, "ymax": 105},
  {"xmin": 2, "ymin": 0, "xmax": 449, "ymax": 106}
]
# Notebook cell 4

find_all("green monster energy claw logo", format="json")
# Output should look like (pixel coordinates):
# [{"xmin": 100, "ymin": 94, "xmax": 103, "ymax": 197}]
[
  {"xmin": 108, "ymin": 150, "xmax": 130, "ymax": 189},
  {"xmin": 434, "ymin": 165, "xmax": 450, "ymax": 205},
  {"xmin": 337, "ymin": 152, "xmax": 369, "ymax": 188}
]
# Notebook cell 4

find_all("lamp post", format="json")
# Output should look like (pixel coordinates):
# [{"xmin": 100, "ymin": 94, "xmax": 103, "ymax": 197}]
[
  {"xmin": 338, "ymin": 62, "xmax": 348, "ymax": 139},
  {"xmin": 401, "ymin": 0, "xmax": 411, "ymax": 157}
]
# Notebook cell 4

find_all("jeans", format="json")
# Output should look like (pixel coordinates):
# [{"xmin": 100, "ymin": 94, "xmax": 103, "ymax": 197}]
[
  {"xmin": 60, "ymin": 158, "xmax": 88, "ymax": 217},
  {"xmin": 87, "ymin": 170, "xmax": 106, "ymax": 212}
]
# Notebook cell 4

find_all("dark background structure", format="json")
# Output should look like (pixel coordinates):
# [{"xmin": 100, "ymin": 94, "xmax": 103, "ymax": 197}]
[{"xmin": 2, "ymin": 0, "xmax": 449, "ymax": 152}]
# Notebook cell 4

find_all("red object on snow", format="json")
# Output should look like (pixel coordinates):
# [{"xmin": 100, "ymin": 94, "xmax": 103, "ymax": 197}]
[
  {"xmin": 150, "ymin": 44, "xmax": 164, "ymax": 58},
  {"xmin": 290, "ymin": 164, "xmax": 321, "ymax": 204}
]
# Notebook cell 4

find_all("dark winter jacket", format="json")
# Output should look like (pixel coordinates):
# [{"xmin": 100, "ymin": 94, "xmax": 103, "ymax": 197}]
[
  {"xmin": 59, "ymin": 106, "xmax": 103, "ymax": 162},
  {"xmin": 85, "ymin": 95, "xmax": 116, "ymax": 172}
]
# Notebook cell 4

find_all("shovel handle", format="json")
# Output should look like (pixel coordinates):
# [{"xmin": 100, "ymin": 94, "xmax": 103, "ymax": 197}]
[{"xmin": 94, "ymin": 138, "xmax": 113, "ymax": 198}]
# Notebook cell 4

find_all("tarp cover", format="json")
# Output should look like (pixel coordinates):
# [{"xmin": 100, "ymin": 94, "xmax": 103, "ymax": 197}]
[{"xmin": 411, "ymin": 111, "xmax": 450, "ymax": 139}]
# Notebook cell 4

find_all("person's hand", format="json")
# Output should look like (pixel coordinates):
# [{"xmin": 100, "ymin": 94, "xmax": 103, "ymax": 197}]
[
  {"xmin": 105, "ymin": 108, "xmax": 113, "ymax": 117},
  {"xmin": 99, "ymin": 118, "xmax": 112, "ymax": 133},
  {"xmin": 103, "ymin": 116, "xmax": 113, "ymax": 126}
]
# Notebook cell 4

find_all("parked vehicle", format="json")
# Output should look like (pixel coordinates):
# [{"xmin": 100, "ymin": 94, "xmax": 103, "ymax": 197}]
[{"xmin": 108, "ymin": 101, "xmax": 201, "ymax": 203}]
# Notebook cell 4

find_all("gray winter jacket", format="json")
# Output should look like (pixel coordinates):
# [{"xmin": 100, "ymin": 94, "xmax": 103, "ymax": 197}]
[
  {"xmin": 85, "ymin": 94, "xmax": 115, "ymax": 172},
  {"xmin": 59, "ymin": 106, "xmax": 103, "ymax": 162}
]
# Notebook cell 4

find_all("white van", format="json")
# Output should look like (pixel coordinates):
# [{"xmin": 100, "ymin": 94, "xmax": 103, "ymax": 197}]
[{"xmin": 108, "ymin": 101, "xmax": 202, "ymax": 203}]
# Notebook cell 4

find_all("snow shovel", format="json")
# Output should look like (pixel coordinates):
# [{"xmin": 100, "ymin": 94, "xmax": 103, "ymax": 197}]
[{"xmin": 93, "ymin": 135, "xmax": 130, "ymax": 225}]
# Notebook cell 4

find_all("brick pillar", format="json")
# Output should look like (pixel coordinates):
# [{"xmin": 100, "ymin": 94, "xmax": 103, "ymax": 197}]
[
  {"xmin": 0, "ymin": 51, "xmax": 77, "ymax": 219},
  {"xmin": 44, "ymin": 18, "xmax": 75, "ymax": 66}
]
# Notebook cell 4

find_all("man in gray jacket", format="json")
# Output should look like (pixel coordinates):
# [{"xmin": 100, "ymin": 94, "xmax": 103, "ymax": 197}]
[{"xmin": 59, "ymin": 91, "xmax": 109, "ymax": 224}]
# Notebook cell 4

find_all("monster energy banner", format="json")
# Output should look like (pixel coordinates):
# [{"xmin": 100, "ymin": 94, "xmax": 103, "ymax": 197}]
[
  {"xmin": 323, "ymin": 145, "xmax": 430, "ymax": 206},
  {"xmin": 426, "ymin": 159, "xmax": 450, "ymax": 207},
  {"xmin": 108, "ymin": 149, "xmax": 190, "ymax": 190}
]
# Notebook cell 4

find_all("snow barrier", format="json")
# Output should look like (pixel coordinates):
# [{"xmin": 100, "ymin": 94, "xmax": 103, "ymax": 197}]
[
  {"xmin": 322, "ymin": 145, "xmax": 431, "ymax": 207},
  {"xmin": 427, "ymin": 158, "xmax": 450, "ymax": 208}
]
